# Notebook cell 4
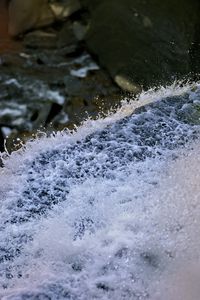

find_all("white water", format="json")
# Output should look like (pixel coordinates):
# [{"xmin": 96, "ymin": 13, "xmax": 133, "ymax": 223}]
[{"xmin": 1, "ymin": 83, "xmax": 200, "ymax": 299}]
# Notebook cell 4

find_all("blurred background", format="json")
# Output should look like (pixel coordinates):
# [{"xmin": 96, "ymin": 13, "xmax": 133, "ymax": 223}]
[{"xmin": 0, "ymin": 0, "xmax": 200, "ymax": 152}]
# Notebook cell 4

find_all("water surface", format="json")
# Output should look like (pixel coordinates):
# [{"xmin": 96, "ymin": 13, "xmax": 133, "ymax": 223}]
[{"xmin": 1, "ymin": 83, "xmax": 200, "ymax": 299}]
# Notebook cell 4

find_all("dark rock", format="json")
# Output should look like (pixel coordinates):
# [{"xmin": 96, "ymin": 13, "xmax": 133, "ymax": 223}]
[
  {"xmin": 57, "ymin": 21, "xmax": 78, "ymax": 48},
  {"xmin": 23, "ymin": 30, "xmax": 58, "ymax": 49},
  {"xmin": 0, "ymin": 48, "xmax": 120, "ymax": 152},
  {"xmin": 81, "ymin": 0, "xmax": 200, "ymax": 91},
  {"xmin": 8, "ymin": 0, "xmax": 55, "ymax": 36},
  {"xmin": 50, "ymin": 0, "xmax": 81, "ymax": 20},
  {"xmin": 73, "ymin": 21, "xmax": 87, "ymax": 41},
  {"xmin": 8, "ymin": 0, "xmax": 82, "ymax": 37}
]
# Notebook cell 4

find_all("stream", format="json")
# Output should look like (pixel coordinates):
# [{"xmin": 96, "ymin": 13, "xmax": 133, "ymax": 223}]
[{"xmin": 0, "ymin": 83, "xmax": 200, "ymax": 299}]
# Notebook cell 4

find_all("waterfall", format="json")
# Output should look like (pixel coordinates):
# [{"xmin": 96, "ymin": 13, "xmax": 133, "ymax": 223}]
[{"xmin": 1, "ymin": 82, "xmax": 200, "ymax": 299}]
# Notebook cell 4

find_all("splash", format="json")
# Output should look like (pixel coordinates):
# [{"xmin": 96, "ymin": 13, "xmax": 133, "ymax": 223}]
[{"xmin": 1, "ymin": 82, "xmax": 200, "ymax": 299}]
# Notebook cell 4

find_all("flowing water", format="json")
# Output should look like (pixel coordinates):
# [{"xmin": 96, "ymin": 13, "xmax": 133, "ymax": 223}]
[{"xmin": 1, "ymin": 83, "xmax": 200, "ymax": 299}]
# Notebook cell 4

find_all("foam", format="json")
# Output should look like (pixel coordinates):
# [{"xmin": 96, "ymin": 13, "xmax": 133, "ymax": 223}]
[{"xmin": 1, "ymin": 82, "xmax": 200, "ymax": 299}]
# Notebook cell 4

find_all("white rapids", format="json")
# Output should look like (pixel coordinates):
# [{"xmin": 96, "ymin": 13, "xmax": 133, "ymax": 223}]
[{"xmin": 0, "ymin": 83, "xmax": 200, "ymax": 299}]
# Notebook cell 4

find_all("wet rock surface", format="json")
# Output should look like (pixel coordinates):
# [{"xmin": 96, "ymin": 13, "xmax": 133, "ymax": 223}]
[
  {"xmin": 8, "ymin": 0, "xmax": 82, "ymax": 36},
  {"xmin": 82, "ymin": 0, "xmax": 200, "ymax": 89},
  {"xmin": 0, "ymin": 18, "xmax": 121, "ymax": 152},
  {"xmin": 1, "ymin": 0, "xmax": 200, "ymax": 152}
]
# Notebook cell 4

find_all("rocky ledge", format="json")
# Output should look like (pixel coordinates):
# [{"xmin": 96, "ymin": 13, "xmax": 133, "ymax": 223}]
[{"xmin": 0, "ymin": 0, "xmax": 200, "ymax": 151}]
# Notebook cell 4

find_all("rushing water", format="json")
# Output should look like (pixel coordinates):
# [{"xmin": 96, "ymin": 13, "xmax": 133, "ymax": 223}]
[{"xmin": 1, "ymin": 83, "xmax": 200, "ymax": 299}]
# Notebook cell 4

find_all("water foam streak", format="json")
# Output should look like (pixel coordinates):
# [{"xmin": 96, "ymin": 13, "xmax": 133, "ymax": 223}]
[{"xmin": 0, "ymin": 83, "xmax": 200, "ymax": 299}]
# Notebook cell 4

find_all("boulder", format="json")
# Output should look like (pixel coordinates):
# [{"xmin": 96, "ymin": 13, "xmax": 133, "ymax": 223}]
[
  {"xmin": 8, "ymin": 0, "xmax": 54, "ymax": 36},
  {"xmin": 8, "ymin": 0, "xmax": 81, "ymax": 37},
  {"xmin": 81, "ymin": 0, "xmax": 200, "ymax": 91},
  {"xmin": 49, "ymin": 0, "xmax": 81, "ymax": 21},
  {"xmin": 0, "ymin": 0, "xmax": 9, "ymax": 38}
]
